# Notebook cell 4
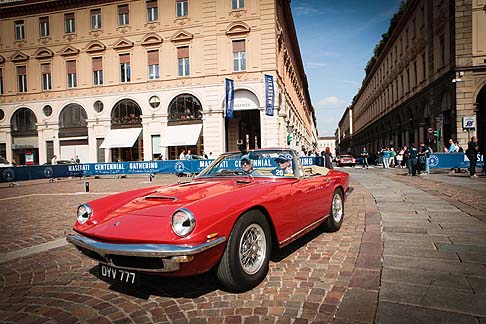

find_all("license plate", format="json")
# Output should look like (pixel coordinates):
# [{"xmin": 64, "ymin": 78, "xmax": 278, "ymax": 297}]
[{"xmin": 99, "ymin": 264, "xmax": 138, "ymax": 285}]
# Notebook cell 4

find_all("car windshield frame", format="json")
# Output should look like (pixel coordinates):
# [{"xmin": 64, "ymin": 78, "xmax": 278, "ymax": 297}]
[{"xmin": 196, "ymin": 149, "xmax": 301, "ymax": 179}]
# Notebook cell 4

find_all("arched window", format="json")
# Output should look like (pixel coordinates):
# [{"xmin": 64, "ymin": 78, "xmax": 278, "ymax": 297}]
[
  {"xmin": 168, "ymin": 94, "xmax": 202, "ymax": 122},
  {"xmin": 11, "ymin": 108, "xmax": 37, "ymax": 131},
  {"xmin": 111, "ymin": 99, "xmax": 142, "ymax": 127},
  {"xmin": 59, "ymin": 104, "xmax": 87, "ymax": 128}
]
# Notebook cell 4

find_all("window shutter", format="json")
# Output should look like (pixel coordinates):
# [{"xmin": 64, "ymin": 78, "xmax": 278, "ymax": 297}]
[
  {"xmin": 17, "ymin": 66, "xmax": 26, "ymax": 75},
  {"xmin": 233, "ymin": 40, "xmax": 245, "ymax": 53},
  {"xmin": 146, "ymin": 0, "xmax": 157, "ymax": 9},
  {"xmin": 41, "ymin": 63, "xmax": 51, "ymax": 73},
  {"xmin": 92, "ymin": 57, "xmax": 102, "ymax": 71},
  {"xmin": 66, "ymin": 60, "xmax": 76, "ymax": 74},
  {"xmin": 118, "ymin": 5, "xmax": 129, "ymax": 14},
  {"xmin": 177, "ymin": 46, "xmax": 189, "ymax": 58},
  {"xmin": 119, "ymin": 53, "xmax": 130, "ymax": 63},
  {"xmin": 147, "ymin": 50, "xmax": 159, "ymax": 64}
]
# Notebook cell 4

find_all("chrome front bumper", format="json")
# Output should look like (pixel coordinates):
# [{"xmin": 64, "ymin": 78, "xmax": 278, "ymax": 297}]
[{"xmin": 66, "ymin": 234, "xmax": 226, "ymax": 273}]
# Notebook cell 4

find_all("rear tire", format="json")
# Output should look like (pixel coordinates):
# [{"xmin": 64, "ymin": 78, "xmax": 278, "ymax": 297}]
[
  {"xmin": 216, "ymin": 210, "xmax": 271, "ymax": 292},
  {"xmin": 323, "ymin": 189, "xmax": 344, "ymax": 232}
]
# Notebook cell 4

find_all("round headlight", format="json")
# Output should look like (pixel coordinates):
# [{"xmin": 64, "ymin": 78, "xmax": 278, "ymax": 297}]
[
  {"xmin": 77, "ymin": 204, "xmax": 92, "ymax": 224},
  {"xmin": 171, "ymin": 208, "xmax": 196, "ymax": 237}
]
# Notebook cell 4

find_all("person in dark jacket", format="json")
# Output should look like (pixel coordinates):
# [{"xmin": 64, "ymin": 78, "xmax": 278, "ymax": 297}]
[
  {"xmin": 466, "ymin": 136, "xmax": 480, "ymax": 178},
  {"xmin": 323, "ymin": 147, "xmax": 334, "ymax": 169}
]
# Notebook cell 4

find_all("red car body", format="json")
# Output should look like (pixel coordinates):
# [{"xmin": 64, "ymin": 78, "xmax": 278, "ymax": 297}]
[
  {"xmin": 336, "ymin": 155, "xmax": 356, "ymax": 167},
  {"xmin": 68, "ymin": 148, "xmax": 351, "ymax": 291}
]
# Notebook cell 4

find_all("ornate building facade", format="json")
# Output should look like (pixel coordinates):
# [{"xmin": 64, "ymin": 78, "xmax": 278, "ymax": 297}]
[
  {"xmin": 349, "ymin": 0, "xmax": 486, "ymax": 155},
  {"xmin": 0, "ymin": 0, "xmax": 316, "ymax": 164}
]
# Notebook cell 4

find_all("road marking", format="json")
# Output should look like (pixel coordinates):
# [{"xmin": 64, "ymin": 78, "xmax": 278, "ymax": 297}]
[
  {"xmin": 0, "ymin": 238, "xmax": 68, "ymax": 264},
  {"xmin": 0, "ymin": 192, "xmax": 118, "ymax": 201}
]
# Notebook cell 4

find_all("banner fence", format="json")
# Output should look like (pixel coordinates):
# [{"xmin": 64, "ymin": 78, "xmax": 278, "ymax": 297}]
[{"xmin": 0, "ymin": 153, "xmax": 483, "ymax": 183}]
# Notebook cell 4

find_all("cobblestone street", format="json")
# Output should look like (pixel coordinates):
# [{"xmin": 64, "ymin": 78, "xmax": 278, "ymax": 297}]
[{"xmin": 0, "ymin": 168, "xmax": 485, "ymax": 323}]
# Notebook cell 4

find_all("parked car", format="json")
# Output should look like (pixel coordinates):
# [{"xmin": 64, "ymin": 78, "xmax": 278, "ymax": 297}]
[
  {"xmin": 67, "ymin": 148, "xmax": 351, "ymax": 292},
  {"xmin": 0, "ymin": 156, "xmax": 13, "ymax": 167},
  {"xmin": 43, "ymin": 160, "xmax": 74, "ymax": 165},
  {"xmin": 336, "ymin": 154, "xmax": 356, "ymax": 167}
]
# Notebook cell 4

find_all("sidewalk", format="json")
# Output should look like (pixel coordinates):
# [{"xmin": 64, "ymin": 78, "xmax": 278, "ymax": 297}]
[{"xmin": 346, "ymin": 167, "xmax": 486, "ymax": 323}]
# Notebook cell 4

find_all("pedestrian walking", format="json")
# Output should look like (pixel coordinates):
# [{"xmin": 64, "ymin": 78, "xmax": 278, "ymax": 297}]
[
  {"xmin": 419, "ymin": 142, "xmax": 431, "ymax": 175},
  {"xmin": 382, "ymin": 147, "xmax": 390, "ymax": 169},
  {"xmin": 466, "ymin": 136, "xmax": 480, "ymax": 178},
  {"xmin": 323, "ymin": 147, "xmax": 334, "ymax": 169},
  {"xmin": 51, "ymin": 155, "xmax": 58, "ymax": 165},
  {"xmin": 360, "ymin": 147, "xmax": 369, "ymax": 169}
]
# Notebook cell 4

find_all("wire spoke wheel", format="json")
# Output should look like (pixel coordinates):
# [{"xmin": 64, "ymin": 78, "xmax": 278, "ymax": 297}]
[
  {"xmin": 332, "ymin": 193, "xmax": 343, "ymax": 224},
  {"xmin": 239, "ymin": 224, "xmax": 266, "ymax": 275}
]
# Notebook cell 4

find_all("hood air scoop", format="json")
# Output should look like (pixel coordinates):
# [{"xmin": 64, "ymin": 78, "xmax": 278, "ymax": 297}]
[{"xmin": 144, "ymin": 195, "xmax": 178, "ymax": 202}]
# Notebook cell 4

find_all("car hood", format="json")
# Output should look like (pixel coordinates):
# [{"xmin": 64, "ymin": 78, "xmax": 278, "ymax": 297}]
[
  {"xmin": 77, "ymin": 178, "xmax": 281, "ymax": 242},
  {"xmin": 111, "ymin": 179, "xmax": 262, "ymax": 217}
]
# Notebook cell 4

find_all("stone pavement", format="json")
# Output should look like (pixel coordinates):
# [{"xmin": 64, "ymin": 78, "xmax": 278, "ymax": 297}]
[
  {"xmin": 345, "ymin": 166, "xmax": 486, "ymax": 324},
  {"xmin": 0, "ymin": 168, "xmax": 485, "ymax": 323}
]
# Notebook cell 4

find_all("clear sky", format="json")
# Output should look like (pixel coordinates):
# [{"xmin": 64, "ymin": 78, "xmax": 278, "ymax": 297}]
[{"xmin": 291, "ymin": 0, "xmax": 403, "ymax": 137}]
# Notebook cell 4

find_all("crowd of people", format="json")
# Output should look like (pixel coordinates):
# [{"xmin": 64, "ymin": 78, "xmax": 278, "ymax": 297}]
[{"xmin": 358, "ymin": 136, "xmax": 483, "ymax": 178}]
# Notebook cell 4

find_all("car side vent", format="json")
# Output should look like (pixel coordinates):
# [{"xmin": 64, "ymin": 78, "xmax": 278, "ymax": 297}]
[{"xmin": 144, "ymin": 196, "xmax": 178, "ymax": 201}]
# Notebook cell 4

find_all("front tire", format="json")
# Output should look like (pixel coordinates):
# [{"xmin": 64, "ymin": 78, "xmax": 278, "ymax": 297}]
[
  {"xmin": 216, "ymin": 210, "xmax": 271, "ymax": 292},
  {"xmin": 323, "ymin": 189, "xmax": 344, "ymax": 232}
]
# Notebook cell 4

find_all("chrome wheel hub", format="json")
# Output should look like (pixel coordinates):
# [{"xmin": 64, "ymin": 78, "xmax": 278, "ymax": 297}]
[
  {"xmin": 239, "ymin": 224, "xmax": 266, "ymax": 275},
  {"xmin": 332, "ymin": 194, "xmax": 343, "ymax": 223}
]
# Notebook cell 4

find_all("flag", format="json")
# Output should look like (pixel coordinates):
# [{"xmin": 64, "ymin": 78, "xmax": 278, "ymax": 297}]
[
  {"xmin": 265, "ymin": 74, "xmax": 274, "ymax": 116},
  {"xmin": 225, "ymin": 78, "xmax": 234, "ymax": 119}
]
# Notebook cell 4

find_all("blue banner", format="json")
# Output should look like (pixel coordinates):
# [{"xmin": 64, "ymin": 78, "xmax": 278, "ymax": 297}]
[
  {"xmin": 428, "ymin": 153, "xmax": 483, "ymax": 169},
  {"xmin": 1, "ymin": 154, "xmax": 482, "ymax": 183},
  {"xmin": 225, "ymin": 78, "xmax": 234, "ymax": 119},
  {"xmin": 264, "ymin": 74, "xmax": 275, "ymax": 116}
]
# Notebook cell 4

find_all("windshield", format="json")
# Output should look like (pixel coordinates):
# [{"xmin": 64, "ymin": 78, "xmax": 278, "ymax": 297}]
[{"xmin": 197, "ymin": 149, "xmax": 298, "ymax": 178}]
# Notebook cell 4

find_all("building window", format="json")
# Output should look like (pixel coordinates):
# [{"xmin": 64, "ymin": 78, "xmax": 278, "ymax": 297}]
[
  {"xmin": 94, "ymin": 100, "xmax": 104, "ymax": 113},
  {"xmin": 440, "ymin": 34, "xmax": 445, "ymax": 66},
  {"xmin": 168, "ymin": 94, "xmax": 202, "ymax": 122},
  {"xmin": 111, "ymin": 99, "xmax": 142, "ymax": 126},
  {"xmin": 422, "ymin": 53, "xmax": 426, "ymax": 81},
  {"xmin": 146, "ymin": 0, "xmax": 158, "ymax": 21},
  {"xmin": 0, "ymin": 143, "xmax": 6, "ymax": 160},
  {"xmin": 17, "ymin": 66, "xmax": 27, "ymax": 93},
  {"xmin": 0, "ymin": 68, "xmax": 3, "ymax": 95},
  {"xmin": 91, "ymin": 9, "xmax": 102, "ymax": 30},
  {"xmin": 412, "ymin": 18, "xmax": 416, "ymax": 39},
  {"xmin": 96, "ymin": 138, "xmax": 105, "ymax": 162},
  {"xmin": 11, "ymin": 108, "xmax": 37, "ymax": 131},
  {"xmin": 232, "ymin": 0, "xmax": 244, "ymax": 10},
  {"xmin": 46, "ymin": 140, "xmax": 54, "ymax": 162},
  {"xmin": 120, "ymin": 54, "xmax": 131, "ymax": 82},
  {"xmin": 147, "ymin": 50, "xmax": 159, "ymax": 80},
  {"xmin": 92, "ymin": 57, "xmax": 103, "ymax": 85},
  {"xmin": 43, "ymin": 105, "xmax": 53, "ymax": 117},
  {"xmin": 41, "ymin": 63, "xmax": 52, "ymax": 91},
  {"xmin": 15, "ymin": 20, "xmax": 25, "ymax": 40},
  {"xmin": 59, "ymin": 103, "xmax": 87, "ymax": 128},
  {"xmin": 405, "ymin": 28, "xmax": 409, "ymax": 48},
  {"xmin": 413, "ymin": 61, "xmax": 417, "ymax": 86},
  {"xmin": 39, "ymin": 17, "xmax": 49, "ymax": 37},
  {"xmin": 66, "ymin": 60, "xmax": 77, "ymax": 88},
  {"xmin": 64, "ymin": 13, "xmax": 75, "ymax": 34},
  {"xmin": 233, "ymin": 40, "xmax": 246, "ymax": 72},
  {"xmin": 176, "ymin": 0, "xmax": 188, "ymax": 17},
  {"xmin": 118, "ymin": 4, "xmax": 129, "ymax": 25},
  {"xmin": 177, "ymin": 47, "xmax": 190, "ymax": 77},
  {"xmin": 406, "ymin": 68, "xmax": 410, "ymax": 92}
]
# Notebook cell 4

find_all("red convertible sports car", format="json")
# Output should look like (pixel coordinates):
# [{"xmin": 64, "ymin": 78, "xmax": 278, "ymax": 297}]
[
  {"xmin": 67, "ymin": 148, "xmax": 351, "ymax": 292},
  {"xmin": 336, "ymin": 154, "xmax": 356, "ymax": 167}
]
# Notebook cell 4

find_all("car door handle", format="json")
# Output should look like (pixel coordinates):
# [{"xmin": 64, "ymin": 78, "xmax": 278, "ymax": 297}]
[{"xmin": 324, "ymin": 178, "xmax": 330, "ymax": 182}]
